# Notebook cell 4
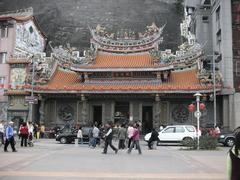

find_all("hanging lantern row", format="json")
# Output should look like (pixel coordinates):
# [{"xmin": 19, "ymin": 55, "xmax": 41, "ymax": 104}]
[{"xmin": 188, "ymin": 102, "xmax": 206, "ymax": 112}]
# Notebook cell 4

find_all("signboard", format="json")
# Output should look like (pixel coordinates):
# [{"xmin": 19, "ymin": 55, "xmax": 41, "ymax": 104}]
[{"xmin": 25, "ymin": 96, "xmax": 38, "ymax": 104}]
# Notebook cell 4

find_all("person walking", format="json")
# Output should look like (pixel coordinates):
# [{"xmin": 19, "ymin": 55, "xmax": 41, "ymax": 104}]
[
  {"xmin": 4, "ymin": 121, "xmax": 17, "ymax": 152},
  {"xmin": 118, "ymin": 124, "xmax": 127, "ymax": 149},
  {"xmin": 227, "ymin": 131, "xmax": 240, "ymax": 180},
  {"xmin": 148, "ymin": 128, "xmax": 159, "ymax": 150},
  {"xmin": 102, "ymin": 122, "xmax": 118, "ymax": 154},
  {"xmin": 0, "ymin": 120, "xmax": 4, "ymax": 145},
  {"xmin": 19, "ymin": 122, "xmax": 29, "ymax": 147},
  {"xmin": 91, "ymin": 125, "xmax": 100, "ymax": 148},
  {"xmin": 40, "ymin": 124, "xmax": 45, "ymax": 138},
  {"xmin": 127, "ymin": 123, "xmax": 134, "ymax": 148},
  {"xmin": 33, "ymin": 123, "xmax": 39, "ymax": 139},
  {"xmin": 128, "ymin": 123, "xmax": 141, "ymax": 155},
  {"xmin": 77, "ymin": 126, "xmax": 83, "ymax": 144}
]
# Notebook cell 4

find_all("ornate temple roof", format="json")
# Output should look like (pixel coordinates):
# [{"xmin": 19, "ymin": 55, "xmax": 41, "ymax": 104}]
[
  {"xmin": 27, "ymin": 67, "xmax": 221, "ymax": 94},
  {"xmin": 70, "ymin": 52, "xmax": 174, "ymax": 72},
  {"xmin": 90, "ymin": 23, "xmax": 164, "ymax": 53}
]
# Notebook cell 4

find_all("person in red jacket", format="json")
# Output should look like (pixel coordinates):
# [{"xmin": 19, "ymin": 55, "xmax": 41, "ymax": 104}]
[
  {"xmin": 19, "ymin": 122, "xmax": 29, "ymax": 147},
  {"xmin": 128, "ymin": 123, "xmax": 142, "ymax": 155}
]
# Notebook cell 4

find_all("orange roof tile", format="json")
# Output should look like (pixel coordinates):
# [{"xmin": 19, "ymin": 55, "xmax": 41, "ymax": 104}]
[
  {"xmin": 90, "ymin": 52, "xmax": 153, "ymax": 68},
  {"xmin": 32, "ymin": 68, "xmax": 220, "ymax": 93}
]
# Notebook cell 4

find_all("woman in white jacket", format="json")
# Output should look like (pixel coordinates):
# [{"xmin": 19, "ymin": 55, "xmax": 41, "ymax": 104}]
[{"xmin": 77, "ymin": 127, "xmax": 83, "ymax": 144}]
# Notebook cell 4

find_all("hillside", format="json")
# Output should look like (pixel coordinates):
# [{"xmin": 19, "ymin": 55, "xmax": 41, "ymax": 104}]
[{"xmin": 0, "ymin": 0, "xmax": 183, "ymax": 53}]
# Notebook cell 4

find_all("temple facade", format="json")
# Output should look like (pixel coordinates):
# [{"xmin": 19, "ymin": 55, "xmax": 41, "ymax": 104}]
[
  {"xmin": 26, "ymin": 22, "xmax": 222, "ymax": 133},
  {"xmin": 1, "ymin": 8, "xmax": 226, "ymax": 133}
]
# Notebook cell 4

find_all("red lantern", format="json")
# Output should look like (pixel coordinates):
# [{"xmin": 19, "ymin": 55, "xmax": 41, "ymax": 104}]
[
  {"xmin": 200, "ymin": 103, "xmax": 206, "ymax": 110},
  {"xmin": 188, "ymin": 103, "xmax": 195, "ymax": 112}
]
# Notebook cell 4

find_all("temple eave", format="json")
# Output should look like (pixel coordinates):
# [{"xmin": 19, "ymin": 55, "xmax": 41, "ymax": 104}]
[
  {"xmin": 70, "ymin": 66, "xmax": 174, "ymax": 72},
  {"xmin": 26, "ymin": 88, "xmax": 221, "ymax": 94}
]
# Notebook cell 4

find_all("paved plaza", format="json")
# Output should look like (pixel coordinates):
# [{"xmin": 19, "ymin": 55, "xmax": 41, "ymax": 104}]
[{"xmin": 0, "ymin": 139, "xmax": 228, "ymax": 180}]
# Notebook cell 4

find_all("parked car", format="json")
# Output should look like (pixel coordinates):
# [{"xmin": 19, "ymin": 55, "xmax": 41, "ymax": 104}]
[
  {"xmin": 56, "ymin": 127, "xmax": 92, "ymax": 144},
  {"xmin": 144, "ymin": 125, "xmax": 198, "ymax": 145},
  {"xmin": 218, "ymin": 127, "xmax": 240, "ymax": 147},
  {"xmin": 218, "ymin": 132, "xmax": 235, "ymax": 147}
]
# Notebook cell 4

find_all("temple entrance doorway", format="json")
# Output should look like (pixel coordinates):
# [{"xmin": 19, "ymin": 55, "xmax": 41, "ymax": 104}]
[
  {"xmin": 114, "ymin": 101, "xmax": 129, "ymax": 125},
  {"xmin": 93, "ymin": 106, "xmax": 102, "ymax": 126},
  {"xmin": 142, "ymin": 106, "xmax": 153, "ymax": 134}
]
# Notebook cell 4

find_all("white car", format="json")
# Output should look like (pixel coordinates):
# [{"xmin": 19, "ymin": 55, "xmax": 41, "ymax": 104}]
[{"xmin": 144, "ymin": 125, "xmax": 198, "ymax": 144}]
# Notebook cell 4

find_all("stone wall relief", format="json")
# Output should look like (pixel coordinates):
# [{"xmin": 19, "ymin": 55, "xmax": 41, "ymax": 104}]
[
  {"xmin": 9, "ymin": 96, "xmax": 27, "ymax": 107},
  {"xmin": 171, "ymin": 104, "xmax": 189, "ymax": 124},
  {"xmin": 16, "ymin": 21, "xmax": 45, "ymax": 54},
  {"xmin": 58, "ymin": 104, "xmax": 74, "ymax": 122},
  {"xmin": 10, "ymin": 66, "xmax": 27, "ymax": 89},
  {"xmin": 0, "ymin": 102, "xmax": 7, "ymax": 120}
]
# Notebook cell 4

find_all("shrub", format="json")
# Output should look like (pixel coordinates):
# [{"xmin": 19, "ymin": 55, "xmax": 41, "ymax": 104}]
[
  {"xmin": 199, "ymin": 135, "xmax": 218, "ymax": 150},
  {"xmin": 182, "ymin": 135, "xmax": 218, "ymax": 150}
]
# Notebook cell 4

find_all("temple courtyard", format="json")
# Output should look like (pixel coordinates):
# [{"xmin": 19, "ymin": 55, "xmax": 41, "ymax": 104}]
[{"xmin": 0, "ymin": 139, "xmax": 227, "ymax": 180}]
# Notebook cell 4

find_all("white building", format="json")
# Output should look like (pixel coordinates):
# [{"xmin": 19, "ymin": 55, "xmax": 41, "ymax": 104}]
[{"xmin": 185, "ymin": 0, "xmax": 240, "ymax": 130}]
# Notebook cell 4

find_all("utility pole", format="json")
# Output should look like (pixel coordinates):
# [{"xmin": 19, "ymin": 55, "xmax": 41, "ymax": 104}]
[
  {"xmin": 213, "ymin": 54, "xmax": 216, "ymax": 128},
  {"xmin": 28, "ymin": 55, "xmax": 36, "ymax": 122}
]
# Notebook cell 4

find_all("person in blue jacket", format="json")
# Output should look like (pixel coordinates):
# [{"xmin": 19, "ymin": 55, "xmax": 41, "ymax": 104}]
[{"xmin": 4, "ymin": 121, "xmax": 17, "ymax": 152}]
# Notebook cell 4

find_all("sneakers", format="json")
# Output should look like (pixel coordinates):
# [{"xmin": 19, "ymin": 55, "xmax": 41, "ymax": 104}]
[
  {"xmin": 4, "ymin": 150, "xmax": 8, "ymax": 152},
  {"xmin": 102, "ymin": 152, "xmax": 107, "ymax": 154},
  {"xmin": 12, "ymin": 150, "xmax": 17, "ymax": 152},
  {"xmin": 115, "ymin": 149, "xmax": 118, "ymax": 154}
]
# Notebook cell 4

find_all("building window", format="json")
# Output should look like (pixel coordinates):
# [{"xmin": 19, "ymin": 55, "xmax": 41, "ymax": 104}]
[
  {"xmin": 0, "ymin": 77, "xmax": 5, "ymax": 85},
  {"xmin": 216, "ymin": 6, "xmax": 221, "ymax": 29},
  {"xmin": 216, "ymin": 6, "xmax": 220, "ymax": 21},
  {"xmin": 202, "ymin": 16, "xmax": 209, "ymax": 23},
  {"xmin": 236, "ymin": 61, "xmax": 240, "ymax": 77},
  {"xmin": 216, "ymin": 29, "xmax": 221, "ymax": 44},
  {"xmin": 0, "ymin": 52, "xmax": 7, "ymax": 64},
  {"xmin": 0, "ymin": 27, "xmax": 8, "ymax": 38}
]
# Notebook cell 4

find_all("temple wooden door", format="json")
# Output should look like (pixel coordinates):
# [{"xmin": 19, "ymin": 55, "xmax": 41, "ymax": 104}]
[
  {"xmin": 142, "ymin": 106, "xmax": 153, "ymax": 134},
  {"xmin": 93, "ymin": 105, "xmax": 102, "ymax": 126}
]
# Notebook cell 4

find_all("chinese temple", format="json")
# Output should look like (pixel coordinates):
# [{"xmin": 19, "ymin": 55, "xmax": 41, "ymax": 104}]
[{"xmin": 22, "ymin": 23, "xmax": 222, "ymax": 133}]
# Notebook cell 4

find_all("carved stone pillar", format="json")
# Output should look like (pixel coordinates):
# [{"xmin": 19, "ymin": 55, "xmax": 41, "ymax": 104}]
[
  {"xmin": 39, "ymin": 97, "xmax": 45, "ymax": 124},
  {"xmin": 81, "ymin": 94, "xmax": 88, "ymax": 126},
  {"xmin": 154, "ymin": 94, "xmax": 161, "ymax": 128}
]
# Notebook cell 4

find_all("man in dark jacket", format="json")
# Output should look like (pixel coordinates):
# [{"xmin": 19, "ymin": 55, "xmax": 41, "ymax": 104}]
[
  {"xmin": 148, "ymin": 128, "xmax": 159, "ymax": 149},
  {"xmin": 102, "ymin": 122, "xmax": 118, "ymax": 154}
]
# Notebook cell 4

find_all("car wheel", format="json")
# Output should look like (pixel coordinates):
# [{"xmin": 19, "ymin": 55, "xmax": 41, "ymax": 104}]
[
  {"xmin": 182, "ymin": 137, "xmax": 193, "ymax": 145},
  {"xmin": 225, "ymin": 138, "xmax": 235, "ymax": 147},
  {"xmin": 60, "ymin": 137, "xmax": 67, "ymax": 144}
]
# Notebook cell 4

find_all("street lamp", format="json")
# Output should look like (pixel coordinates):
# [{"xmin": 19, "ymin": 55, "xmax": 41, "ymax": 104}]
[
  {"xmin": 194, "ymin": 92, "xmax": 202, "ymax": 150},
  {"xmin": 206, "ymin": 52, "xmax": 221, "ymax": 127},
  {"xmin": 28, "ymin": 56, "xmax": 37, "ymax": 122}
]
